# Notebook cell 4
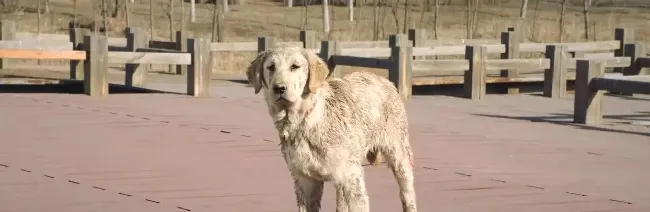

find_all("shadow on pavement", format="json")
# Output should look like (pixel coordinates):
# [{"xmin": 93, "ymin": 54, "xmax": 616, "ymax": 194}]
[
  {"xmin": 473, "ymin": 112, "xmax": 650, "ymax": 137},
  {"xmin": 0, "ymin": 80, "xmax": 182, "ymax": 95}
]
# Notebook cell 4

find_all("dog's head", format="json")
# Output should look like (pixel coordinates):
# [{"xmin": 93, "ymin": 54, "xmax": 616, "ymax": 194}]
[{"xmin": 246, "ymin": 45, "xmax": 329, "ymax": 105}]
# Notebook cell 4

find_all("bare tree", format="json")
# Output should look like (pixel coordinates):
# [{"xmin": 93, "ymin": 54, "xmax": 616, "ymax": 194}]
[
  {"xmin": 323, "ymin": 0, "xmax": 331, "ymax": 37},
  {"xmin": 222, "ymin": 0, "xmax": 229, "ymax": 12},
  {"xmin": 37, "ymin": 0, "xmax": 41, "ymax": 35},
  {"xmin": 73, "ymin": 0, "xmax": 78, "ymax": 27},
  {"xmin": 125, "ymin": 0, "xmax": 131, "ymax": 27},
  {"xmin": 389, "ymin": 0, "xmax": 401, "ymax": 34},
  {"xmin": 103, "ymin": 0, "xmax": 109, "ymax": 35},
  {"xmin": 150, "ymin": 0, "xmax": 154, "ymax": 39},
  {"xmin": 348, "ymin": 0, "xmax": 353, "ymax": 21},
  {"xmin": 418, "ymin": 0, "xmax": 428, "ymax": 28},
  {"xmin": 212, "ymin": 0, "xmax": 225, "ymax": 42},
  {"xmin": 190, "ymin": 0, "xmax": 196, "ymax": 23},
  {"xmin": 373, "ymin": 0, "xmax": 379, "ymax": 40},
  {"xmin": 404, "ymin": 0, "xmax": 410, "ymax": 33},
  {"xmin": 169, "ymin": 0, "xmax": 174, "ymax": 41},
  {"xmin": 518, "ymin": 0, "xmax": 528, "ymax": 40},
  {"xmin": 583, "ymin": 0, "xmax": 592, "ymax": 41},
  {"xmin": 433, "ymin": 0, "xmax": 439, "ymax": 39},
  {"xmin": 559, "ymin": 0, "xmax": 568, "ymax": 42},
  {"xmin": 519, "ymin": 0, "xmax": 528, "ymax": 18},
  {"xmin": 302, "ymin": 0, "xmax": 311, "ymax": 30},
  {"xmin": 531, "ymin": 0, "xmax": 540, "ymax": 41},
  {"xmin": 466, "ymin": 0, "xmax": 479, "ymax": 39},
  {"xmin": 180, "ymin": 0, "xmax": 185, "ymax": 30}
]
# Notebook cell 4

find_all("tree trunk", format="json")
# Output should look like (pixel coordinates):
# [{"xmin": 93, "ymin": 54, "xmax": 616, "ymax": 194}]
[
  {"xmin": 180, "ymin": 0, "xmax": 185, "ymax": 30},
  {"xmin": 434, "ymin": 0, "xmax": 439, "ymax": 39},
  {"xmin": 531, "ymin": 0, "xmax": 540, "ymax": 41},
  {"xmin": 583, "ymin": 0, "xmax": 591, "ymax": 41},
  {"xmin": 404, "ymin": 0, "xmax": 409, "ymax": 34},
  {"xmin": 222, "ymin": 0, "xmax": 229, "ymax": 12},
  {"xmin": 103, "ymin": 0, "xmax": 109, "ymax": 35},
  {"xmin": 466, "ymin": 0, "xmax": 472, "ymax": 39},
  {"xmin": 37, "ymin": 0, "xmax": 41, "ymax": 35},
  {"xmin": 517, "ymin": 0, "xmax": 528, "ymax": 40},
  {"xmin": 73, "ymin": 0, "xmax": 78, "ymax": 28},
  {"xmin": 169, "ymin": 0, "xmax": 174, "ymax": 41},
  {"xmin": 190, "ymin": 0, "xmax": 196, "ymax": 23},
  {"xmin": 389, "ymin": 0, "xmax": 400, "ymax": 35},
  {"xmin": 150, "ymin": 0, "xmax": 154, "ymax": 39},
  {"xmin": 559, "ymin": 0, "xmax": 567, "ymax": 42},
  {"xmin": 373, "ymin": 0, "xmax": 379, "ymax": 40},
  {"xmin": 348, "ymin": 0, "xmax": 353, "ymax": 21},
  {"xmin": 418, "ymin": 0, "xmax": 427, "ymax": 28},
  {"xmin": 323, "ymin": 0, "xmax": 330, "ymax": 37},
  {"xmin": 212, "ymin": 0, "xmax": 219, "ymax": 41},
  {"xmin": 125, "ymin": 0, "xmax": 131, "ymax": 27},
  {"xmin": 302, "ymin": 0, "xmax": 309, "ymax": 30},
  {"xmin": 519, "ymin": 0, "xmax": 528, "ymax": 18}
]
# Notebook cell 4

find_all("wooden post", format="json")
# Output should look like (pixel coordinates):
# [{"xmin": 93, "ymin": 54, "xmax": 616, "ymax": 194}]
[
  {"xmin": 125, "ymin": 27, "xmax": 148, "ymax": 87},
  {"xmin": 500, "ymin": 30, "xmax": 521, "ymax": 94},
  {"xmin": 285, "ymin": 0, "xmax": 293, "ymax": 7},
  {"xmin": 69, "ymin": 27, "xmax": 89, "ymax": 80},
  {"xmin": 621, "ymin": 42, "xmax": 646, "ymax": 96},
  {"xmin": 187, "ymin": 38, "xmax": 211, "ymax": 97},
  {"xmin": 389, "ymin": 33, "xmax": 410, "ymax": 48},
  {"xmin": 543, "ymin": 45, "xmax": 569, "ymax": 98},
  {"xmin": 408, "ymin": 29, "xmax": 426, "ymax": 60},
  {"xmin": 614, "ymin": 28, "xmax": 634, "ymax": 73},
  {"xmin": 83, "ymin": 34, "xmax": 109, "ymax": 97},
  {"xmin": 300, "ymin": 30, "xmax": 317, "ymax": 50},
  {"xmin": 319, "ymin": 40, "xmax": 341, "ymax": 78},
  {"xmin": 389, "ymin": 46, "xmax": 413, "ymax": 100},
  {"xmin": 622, "ymin": 42, "xmax": 646, "ymax": 76},
  {"xmin": 0, "ymin": 21, "xmax": 16, "ymax": 69},
  {"xmin": 464, "ymin": 46, "xmax": 487, "ymax": 100},
  {"xmin": 257, "ymin": 36, "xmax": 277, "ymax": 53},
  {"xmin": 574, "ymin": 60, "xmax": 604, "ymax": 125},
  {"xmin": 175, "ymin": 30, "xmax": 189, "ymax": 75}
]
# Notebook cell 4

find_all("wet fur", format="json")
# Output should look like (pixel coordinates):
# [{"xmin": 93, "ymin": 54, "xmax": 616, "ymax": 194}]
[{"xmin": 247, "ymin": 45, "xmax": 417, "ymax": 212}]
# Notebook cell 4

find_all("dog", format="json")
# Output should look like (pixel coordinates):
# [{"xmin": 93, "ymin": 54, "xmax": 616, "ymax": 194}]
[{"xmin": 246, "ymin": 44, "xmax": 417, "ymax": 212}]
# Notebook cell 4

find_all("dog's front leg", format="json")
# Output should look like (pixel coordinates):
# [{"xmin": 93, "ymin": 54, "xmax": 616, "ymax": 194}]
[
  {"xmin": 292, "ymin": 174, "xmax": 324, "ymax": 212},
  {"xmin": 334, "ymin": 166, "xmax": 369, "ymax": 212}
]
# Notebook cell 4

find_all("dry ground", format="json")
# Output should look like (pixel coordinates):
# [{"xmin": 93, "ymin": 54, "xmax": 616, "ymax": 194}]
[{"xmin": 2, "ymin": 0, "xmax": 649, "ymax": 76}]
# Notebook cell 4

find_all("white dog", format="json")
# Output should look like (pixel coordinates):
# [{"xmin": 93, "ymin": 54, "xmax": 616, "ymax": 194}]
[{"xmin": 246, "ymin": 44, "xmax": 417, "ymax": 212}]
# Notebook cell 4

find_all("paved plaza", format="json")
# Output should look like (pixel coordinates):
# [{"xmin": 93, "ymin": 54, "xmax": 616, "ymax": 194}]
[{"xmin": 0, "ymin": 81, "xmax": 648, "ymax": 212}]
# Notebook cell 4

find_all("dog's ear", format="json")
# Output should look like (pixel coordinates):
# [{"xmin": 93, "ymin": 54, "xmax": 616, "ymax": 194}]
[
  {"xmin": 246, "ymin": 51, "xmax": 268, "ymax": 94},
  {"xmin": 302, "ymin": 49, "xmax": 329, "ymax": 93}
]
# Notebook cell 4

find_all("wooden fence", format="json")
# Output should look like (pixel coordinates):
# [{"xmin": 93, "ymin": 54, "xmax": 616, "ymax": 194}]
[
  {"xmin": 573, "ymin": 56, "xmax": 650, "ymax": 125},
  {"xmin": 0, "ymin": 23, "xmax": 211, "ymax": 97},
  {"xmin": 0, "ymin": 20, "xmax": 645, "ymax": 100}
]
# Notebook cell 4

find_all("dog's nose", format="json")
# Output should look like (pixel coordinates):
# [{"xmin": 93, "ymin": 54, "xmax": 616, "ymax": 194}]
[{"xmin": 273, "ymin": 85, "xmax": 287, "ymax": 94}]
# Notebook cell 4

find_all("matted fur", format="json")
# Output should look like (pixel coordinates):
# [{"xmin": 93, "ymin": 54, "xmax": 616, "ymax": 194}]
[{"xmin": 246, "ymin": 44, "xmax": 417, "ymax": 212}]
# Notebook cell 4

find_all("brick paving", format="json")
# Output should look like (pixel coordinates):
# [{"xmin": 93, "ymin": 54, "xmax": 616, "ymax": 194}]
[{"xmin": 0, "ymin": 83, "xmax": 649, "ymax": 212}]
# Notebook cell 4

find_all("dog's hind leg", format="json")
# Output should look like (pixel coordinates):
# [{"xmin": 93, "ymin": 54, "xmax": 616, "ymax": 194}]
[
  {"xmin": 292, "ymin": 174, "xmax": 324, "ymax": 212},
  {"xmin": 383, "ymin": 140, "xmax": 417, "ymax": 212}
]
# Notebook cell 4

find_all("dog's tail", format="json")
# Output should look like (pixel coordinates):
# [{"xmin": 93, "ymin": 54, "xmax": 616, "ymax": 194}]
[{"xmin": 366, "ymin": 148, "xmax": 383, "ymax": 166}]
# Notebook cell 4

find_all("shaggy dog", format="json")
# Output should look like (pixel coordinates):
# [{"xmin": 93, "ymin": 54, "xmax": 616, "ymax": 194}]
[{"xmin": 246, "ymin": 44, "xmax": 417, "ymax": 212}]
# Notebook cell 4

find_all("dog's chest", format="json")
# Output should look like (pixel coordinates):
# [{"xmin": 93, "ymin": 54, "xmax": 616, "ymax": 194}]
[{"xmin": 280, "ymin": 129, "xmax": 334, "ymax": 181}]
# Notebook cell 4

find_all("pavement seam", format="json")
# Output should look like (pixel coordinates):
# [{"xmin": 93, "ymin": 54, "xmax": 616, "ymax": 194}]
[{"xmin": 1, "ymin": 162, "xmax": 194, "ymax": 211}]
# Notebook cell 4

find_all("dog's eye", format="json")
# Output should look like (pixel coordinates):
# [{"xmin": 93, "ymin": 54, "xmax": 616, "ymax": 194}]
[
  {"xmin": 291, "ymin": 64, "xmax": 300, "ymax": 70},
  {"xmin": 267, "ymin": 64, "xmax": 275, "ymax": 72}
]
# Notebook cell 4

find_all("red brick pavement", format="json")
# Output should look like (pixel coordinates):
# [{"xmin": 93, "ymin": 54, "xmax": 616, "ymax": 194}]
[{"xmin": 0, "ymin": 86, "xmax": 648, "ymax": 212}]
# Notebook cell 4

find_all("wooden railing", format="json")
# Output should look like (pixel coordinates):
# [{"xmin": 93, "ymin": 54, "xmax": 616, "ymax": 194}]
[{"xmin": 573, "ymin": 58, "xmax": 650, "ymax": 125}]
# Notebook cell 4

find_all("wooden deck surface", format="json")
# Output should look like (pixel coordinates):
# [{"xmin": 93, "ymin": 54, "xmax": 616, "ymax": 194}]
[{"xmin": 1, "ymin": 82, "xmax": 649, "ymax": 212}]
